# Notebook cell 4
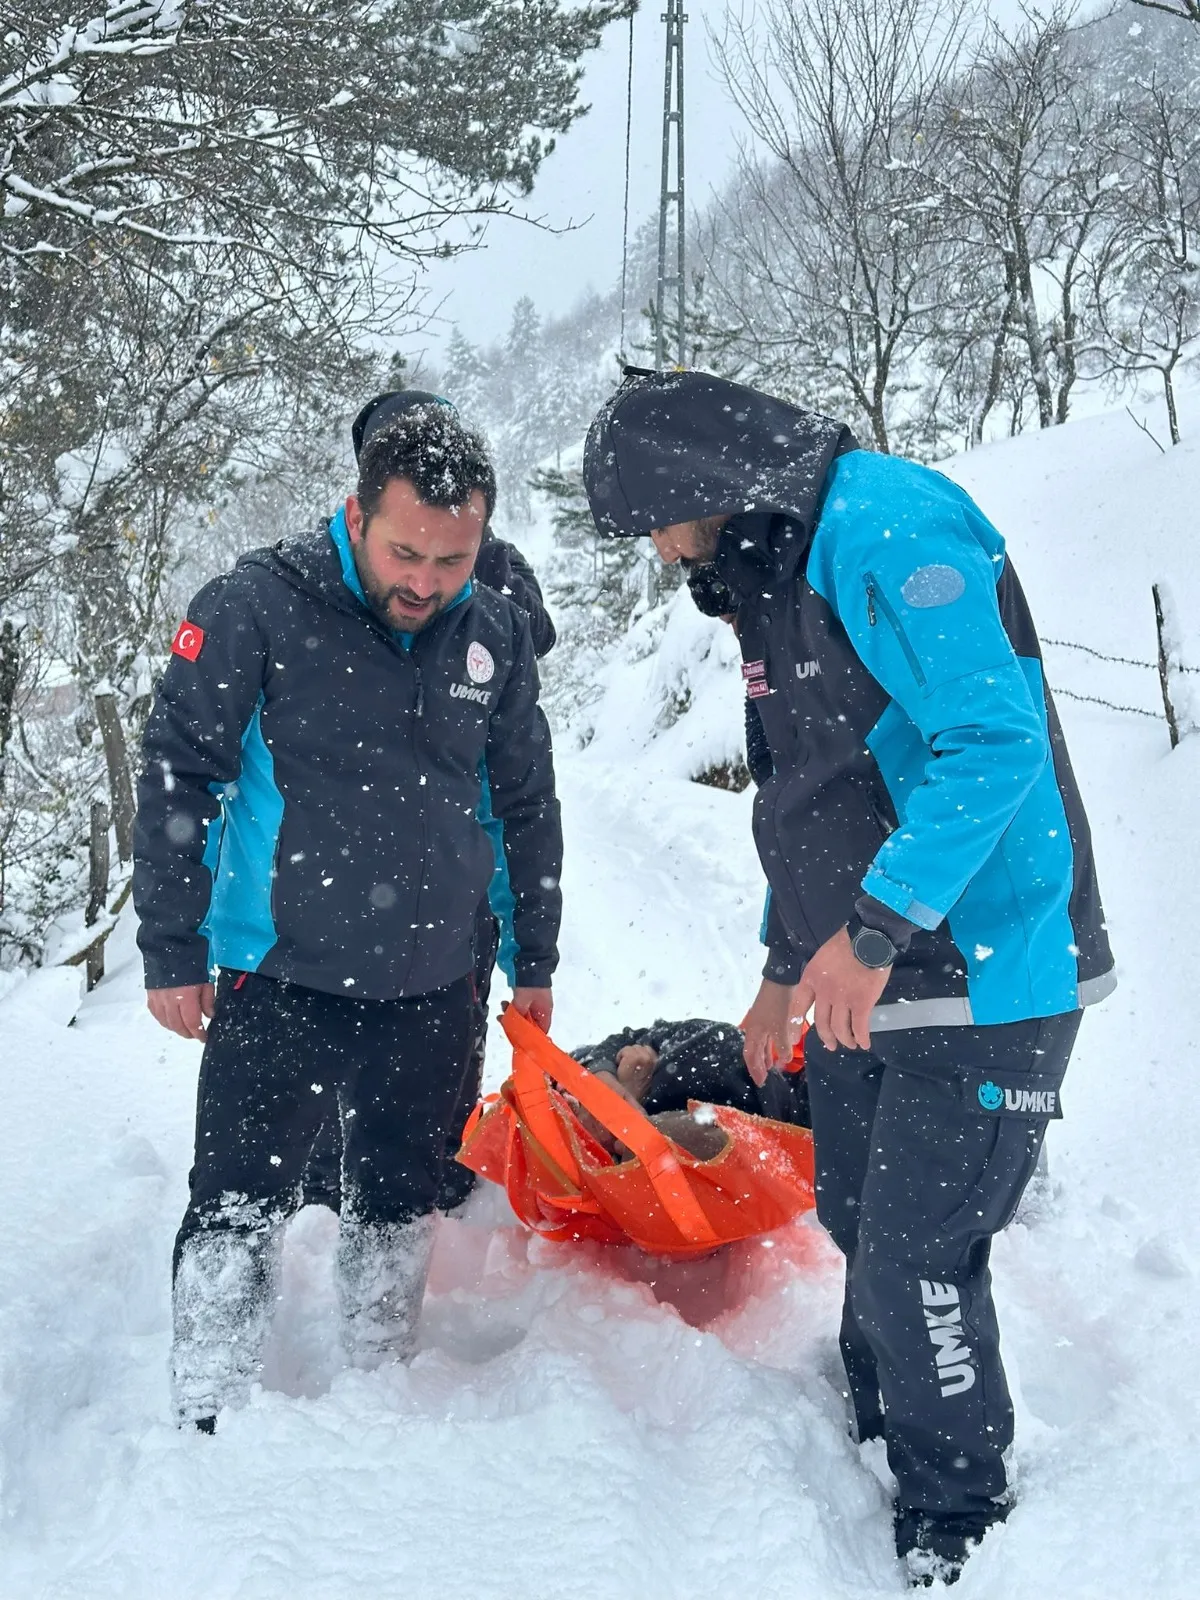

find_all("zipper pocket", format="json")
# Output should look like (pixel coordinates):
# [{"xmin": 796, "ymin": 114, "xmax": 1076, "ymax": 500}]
[
  {"xmin": 848, "ymin": 771, "xmax": 894, "ymax": 841},
  {"xmin": 864, "ymin": 572, "xmax": 927, "ymax": 687}
]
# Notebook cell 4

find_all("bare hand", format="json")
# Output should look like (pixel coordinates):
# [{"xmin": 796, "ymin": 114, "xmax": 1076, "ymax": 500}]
[
  {"xmin": 576, "ymin": 1068, "xmax": 644, "ymax": 1157},
  {"xmin": 614, "ymin": 1043, "xmax": 658, "ymax": 1101},
  {"xmin": 795, "ymin": 927, "xmax": 890, "ymax": 1052},
  {"xmin": 741, "ymin": 978, "xmax": 805, "ymax": 1087},
  {"xmin": 511, "ymin": 986, "xmax": 553, "ymax": 1032},
  {"xmin": 147, "ymin": 983, "xmax": 215, "ymax": 1042}
]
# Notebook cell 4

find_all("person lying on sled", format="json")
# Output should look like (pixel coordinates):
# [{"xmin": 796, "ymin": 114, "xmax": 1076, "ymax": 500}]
[{"xmin": 569, "ymin": 1017, "xmax": 810, "ymax": 1153}]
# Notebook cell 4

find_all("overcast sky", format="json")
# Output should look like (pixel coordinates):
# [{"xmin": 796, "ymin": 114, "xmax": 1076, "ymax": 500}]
[
  {"xmin": 403, "ymin": 0, "xmax": 739, "ymax": 362},
  {"xmin": 403, "ymin": 0, "xmax": 1046, "ymax": 364}
]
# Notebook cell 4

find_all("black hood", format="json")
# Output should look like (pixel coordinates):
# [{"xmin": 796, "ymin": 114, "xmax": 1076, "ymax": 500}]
[
  {"xmin": 239, "ymin": 524, "xmax": 352, "ymax": 608},
  {"xmin": 583, "ymin": 370, "xmax": 857, "ymax": 540}
]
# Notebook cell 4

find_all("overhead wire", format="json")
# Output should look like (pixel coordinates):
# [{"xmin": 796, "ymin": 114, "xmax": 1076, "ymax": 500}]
[{"xmin": 618, "ymin": 10, "xmax": 635, "ymax": 364}]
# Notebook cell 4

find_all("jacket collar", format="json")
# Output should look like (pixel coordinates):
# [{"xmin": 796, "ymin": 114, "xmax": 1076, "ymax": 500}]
[
  {"xmin": 713, "ymin": 510, "xmax": 812, "ymax": 603},
  {"xmin": 242, "ymin": 512, "xmax": 474, "ymax": 646}
]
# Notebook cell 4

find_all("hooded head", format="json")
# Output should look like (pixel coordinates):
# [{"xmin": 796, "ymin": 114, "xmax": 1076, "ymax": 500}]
[{"xmin": 582, "ymin": 370, "xmax": 856, "ymax": 544}]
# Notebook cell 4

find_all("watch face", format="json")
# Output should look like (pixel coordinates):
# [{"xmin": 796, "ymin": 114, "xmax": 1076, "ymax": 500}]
[{"xmin": 853, "ymin": 926, "xmax": 896, "ymax": 968}]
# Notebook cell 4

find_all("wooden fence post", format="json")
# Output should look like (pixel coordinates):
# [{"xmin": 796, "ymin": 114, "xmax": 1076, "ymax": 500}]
[
  {"xmin": 86, "ymin": 799, "xmax": 111, "ymax": 990},
  {"xmin": 1152, "ymin": 583, "xmax": 1181, "ymax": 751},
  {"xmin": 93, "ymin": 692, "xmax": 135, "ymax": 863}
]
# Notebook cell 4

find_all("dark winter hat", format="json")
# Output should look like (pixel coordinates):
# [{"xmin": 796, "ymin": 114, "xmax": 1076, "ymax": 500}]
[
  {"xmin": 583, "ymin": 369, "xmax": 856, "ymax": 539},
  {"xmin": 351, "ymin": 389, "xmax": 457, "ymax": 463}
]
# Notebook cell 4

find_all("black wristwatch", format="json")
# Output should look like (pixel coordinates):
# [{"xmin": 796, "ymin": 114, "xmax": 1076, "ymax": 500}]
[{"xmin": 846, "ymin": 916, "xmax": 898, "ymax": 970}]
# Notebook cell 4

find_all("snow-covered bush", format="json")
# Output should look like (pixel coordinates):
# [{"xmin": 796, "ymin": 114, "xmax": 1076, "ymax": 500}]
[{"xmin": 532, "ymin": 465, "xmax": 747, "ymax": 787}]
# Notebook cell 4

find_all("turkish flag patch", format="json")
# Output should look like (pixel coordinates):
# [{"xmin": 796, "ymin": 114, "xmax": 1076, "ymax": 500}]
[{"xmin": 171, "ymin": 620, "xmax": 205, "ymax": 661}]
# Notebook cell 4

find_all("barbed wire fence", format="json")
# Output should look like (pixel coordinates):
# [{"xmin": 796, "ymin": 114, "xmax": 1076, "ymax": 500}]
[{"xmin": 1040, "ymin": 584, "xmax": 1194, "ymax": 747}]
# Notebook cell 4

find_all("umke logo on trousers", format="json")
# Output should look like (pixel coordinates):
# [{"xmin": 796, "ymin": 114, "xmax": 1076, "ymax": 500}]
[{"xmin": 920, "ymin": 1279, "xmax": 975, "ymax": 1397}]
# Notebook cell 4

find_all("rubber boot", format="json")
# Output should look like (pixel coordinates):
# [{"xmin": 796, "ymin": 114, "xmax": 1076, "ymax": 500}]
[
  {"xmin": 171, "ymin": 1222, "xmax": 284, "ymax": 1426},
  {"xmin": 336, "ymin": 1214, "xmax": 436, "ymax": 1368}
]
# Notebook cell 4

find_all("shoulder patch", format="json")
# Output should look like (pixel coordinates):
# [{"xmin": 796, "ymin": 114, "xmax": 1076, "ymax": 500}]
[
  {"xmin": 171, "ymin": 620, "xmax": 205, "ymax": 661},
  {"xmin": 901, "ymin": 564, "xmax": 967, "ymax": 609}
]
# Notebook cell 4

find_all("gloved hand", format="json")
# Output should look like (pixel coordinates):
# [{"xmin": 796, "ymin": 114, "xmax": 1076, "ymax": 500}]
[{"xmin": 473, "ymin": 538, "xmax": 515, "ymax": 596}]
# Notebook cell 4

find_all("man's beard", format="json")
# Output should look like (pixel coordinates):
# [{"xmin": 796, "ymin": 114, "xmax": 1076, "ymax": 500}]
[{"xmin": 354, "ymin": 548, "xmax": 447, "ymax": 632}]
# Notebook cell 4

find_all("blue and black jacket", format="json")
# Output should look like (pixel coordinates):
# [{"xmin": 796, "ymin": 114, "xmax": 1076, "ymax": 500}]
[
  {"xmin": 133, "ymin": 518, "xmax": 562, "ymax": 1001},
  {"xmin": 584, "ymin": 371, "xmax": 1114, "ymax": 1031}
]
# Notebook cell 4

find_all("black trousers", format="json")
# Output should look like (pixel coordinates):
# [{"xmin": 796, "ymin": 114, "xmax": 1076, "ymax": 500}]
[
  {"xmin": 804, "ymin": 1011, "xmax": 1081, "ymax": 1526},
  {"xmin": 304, "ymin": 902, "xmax": 498, "ymax": 1212},
  {"xmin": 175, "ymin": 969, "xmax": 474, "ymax": 1268}
]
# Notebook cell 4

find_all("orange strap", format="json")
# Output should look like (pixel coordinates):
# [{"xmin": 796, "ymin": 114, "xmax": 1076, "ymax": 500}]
[
  {"xmin": 509, "ymin": 1046, "xmax": 583, "ymax": 1190},
  {"xmin": 501, "ymin": 1007, "xmax": 719, "ymax": 1248}
]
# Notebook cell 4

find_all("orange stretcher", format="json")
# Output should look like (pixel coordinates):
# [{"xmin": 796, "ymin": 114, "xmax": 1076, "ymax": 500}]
[{"xmin": 456, "ymin": 1006, "xmax": 816, "ymax": 1259}]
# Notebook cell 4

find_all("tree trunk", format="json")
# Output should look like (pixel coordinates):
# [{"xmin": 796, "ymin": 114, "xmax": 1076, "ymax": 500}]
[
  {"xmin": 972, "ymin": 284, "xmax": 1017, "ymax": 447},
  {"xmin": 1163, "ymin": 366, "xmax": 1181, "ymax": 447},
  {"xmin": 869, "ymin": 397, "xmax": 890, "ymax": 454},
  {"xmin": 93, "ymin": 692, "xmax": 136, "ymax": 863},
  {"xmin": 86, "ymin": 799, "xmax": 112, "ymax": 990},
  {"xmin": 1055, "ymin": 257, "xmax": 1081, "ymax": 426},
  {"xmin": 69, "ymin": 529, "xmax": 139, "ymax": 695},
  {"xmin": 1016, "ymin": 258, "xmax": 1054, "ymax": 428},
  {"xmin": 0, "ymin": 619, "xmax": 20, "ymax": 796}
]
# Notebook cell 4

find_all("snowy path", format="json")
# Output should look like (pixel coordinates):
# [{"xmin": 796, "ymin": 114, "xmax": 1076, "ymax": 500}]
[{"xmin": 3, "ymin": 715, "xmax": 1200, "ymax": 1597}]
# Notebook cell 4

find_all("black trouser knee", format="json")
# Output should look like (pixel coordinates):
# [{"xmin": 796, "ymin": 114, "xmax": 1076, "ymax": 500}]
[
  {"xmin": 177, "ymin": 970, "xmax": 474, "ymax": 1269},
  {"xmin": 305, "ymin": 907, "xmax": 497, "ymax": 1213}
]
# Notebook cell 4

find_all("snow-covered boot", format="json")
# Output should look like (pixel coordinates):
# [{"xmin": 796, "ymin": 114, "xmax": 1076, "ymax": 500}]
[
  {"xmin": 171, "ymin": 1222, "xmax": 284, "ymax": 1426},
  {"xmin": 896, "ymin": 1507, "xmax": 1005, "ymax": 1589},
  {"xmin": 336, "ymin": 1213, "xmax": 436, "ymax": 1368}
]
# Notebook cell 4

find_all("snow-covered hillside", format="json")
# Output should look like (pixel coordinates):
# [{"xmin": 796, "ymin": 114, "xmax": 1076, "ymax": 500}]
[{"xmin": 2, "ymin": 400, "xmax": 1199, "ymax": 1598}]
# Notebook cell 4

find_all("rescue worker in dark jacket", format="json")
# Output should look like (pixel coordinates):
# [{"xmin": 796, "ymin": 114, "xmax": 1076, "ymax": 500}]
[
  {"xmin": 302, "ymin": 390, "xmax": 558, "ymax": 1214},
  {"xmin": 582, "ymin": 369, "xmax": 1114, "ymax": 1587},
  {"xmin": 134, "ymin": 402, "xmax": 562, "ymax": 1429}
]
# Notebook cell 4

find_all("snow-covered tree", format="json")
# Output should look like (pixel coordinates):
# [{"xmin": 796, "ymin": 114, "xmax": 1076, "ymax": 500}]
[
  {"xmin": 0, "ymin": 0, "xmax": 632, "ymax": 967},
  {"xmin": 1088, "ymin": 72, "xmax": 1200, "ymax": 445},
  {"xmin": 705, "ymin": 0, "xmax": 974, "ymax": 453}
]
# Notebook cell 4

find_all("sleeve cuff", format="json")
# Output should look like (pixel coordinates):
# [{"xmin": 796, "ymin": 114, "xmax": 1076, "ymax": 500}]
[
  {"xmin": 860, "ymin": 864, "xmax": 944, "ymax": 931},
  {"xmin": 513, "ymin": 958, "xmax": 556, "ymax": 989},
  {"xmin": 854, "ymin": 894, "xmax": 920, "ymax": 952},
  {"xmin": 762, "ymin": 948, "xmax": 803, "ymax": 985},
  {"xmin": 141, "ymin": 948, "xmax": 213, "ymax": 991}
]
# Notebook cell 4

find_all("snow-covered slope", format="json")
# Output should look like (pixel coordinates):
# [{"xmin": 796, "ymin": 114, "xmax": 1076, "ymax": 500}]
[{"xmin": 2, "ymin": 399, "xmax": 1199, "ymax": 1598}]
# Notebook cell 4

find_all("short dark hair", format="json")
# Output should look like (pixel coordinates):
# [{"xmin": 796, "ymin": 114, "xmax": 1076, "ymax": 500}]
[{"xmin": 356, "ymin": 402, "xmax": 496, "ymax": 523}]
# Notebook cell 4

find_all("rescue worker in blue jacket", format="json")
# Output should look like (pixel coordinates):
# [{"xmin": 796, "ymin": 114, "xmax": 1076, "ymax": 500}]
[
  {"xmin": 582, "ymin": 368, "xmax": 1114, "ymax": 1587},
  {"xmin": 302, "ymin": 389, "xmax": 558, "ymax": 1214},
  {"xmin": 133, "ymin": 401, "xmax": 562, "ymax": 1429}
]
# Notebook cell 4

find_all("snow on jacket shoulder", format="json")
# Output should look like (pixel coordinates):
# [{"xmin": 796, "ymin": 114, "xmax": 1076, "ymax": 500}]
[{"xmin": 132, "ymin": 522, "xmax": 562, "ymax": 1000}]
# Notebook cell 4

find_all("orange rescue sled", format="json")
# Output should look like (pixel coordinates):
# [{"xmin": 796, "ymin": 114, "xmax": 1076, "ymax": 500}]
[{"xmin": 456, "ymin": 1006, "xmax": 816, "ymax": 1259}]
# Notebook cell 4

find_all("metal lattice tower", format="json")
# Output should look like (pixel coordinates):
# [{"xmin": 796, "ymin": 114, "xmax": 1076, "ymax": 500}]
[{"xmin": 654, "ymin": 0, "xmax": 687, "ymax": 372}]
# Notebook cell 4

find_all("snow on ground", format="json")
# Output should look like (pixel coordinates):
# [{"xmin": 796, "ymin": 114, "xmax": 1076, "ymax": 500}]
[{"xmin": 2, "ymin": 398, "xmax": 1200, "ymax": 1597}]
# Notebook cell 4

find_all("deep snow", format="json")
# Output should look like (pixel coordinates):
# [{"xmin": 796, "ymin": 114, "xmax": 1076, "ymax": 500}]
[{"xmin": 2, "ymin": 399, "xmax": 1200, "ymax": 1598}]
